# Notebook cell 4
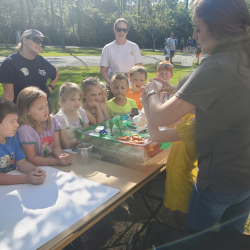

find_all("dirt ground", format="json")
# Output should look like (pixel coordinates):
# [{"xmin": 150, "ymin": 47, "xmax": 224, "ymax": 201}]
[{"xmin": 63, "ymin": 190, "xmax": 250, "ymax": 250}]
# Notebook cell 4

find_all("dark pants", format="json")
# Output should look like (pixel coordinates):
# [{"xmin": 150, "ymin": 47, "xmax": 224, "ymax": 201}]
[{"xmin": 180, "ymin": 45, "xmax": 184, "ymax": 52}]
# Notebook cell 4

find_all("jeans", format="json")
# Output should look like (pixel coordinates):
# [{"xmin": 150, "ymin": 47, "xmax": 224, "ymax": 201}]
[{"xmin": 187, "ymin": 183, "xmax": 250, "ymax": 233}]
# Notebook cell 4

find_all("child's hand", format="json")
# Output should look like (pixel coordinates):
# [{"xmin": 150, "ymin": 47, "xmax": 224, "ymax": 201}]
[
  {"xmin": 26, "ymin": 168, "xmax": 46, "ymax": 185},
  {"xmin": 57, "ymin": 153, "xmax": 73, "ymax": 166},
  {"xmin": 88, "ymin": 100, "xmax": 99, "ymax": 109}
]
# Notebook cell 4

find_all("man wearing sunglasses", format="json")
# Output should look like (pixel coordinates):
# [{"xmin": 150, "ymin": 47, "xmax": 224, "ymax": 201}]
[
  {"xmin": 0, "ymin": 29, "xmax": 59, "ymax": 112},
  {"xmin": 100, "ymin": 18, "xmax": 142, "ymax": 100}
]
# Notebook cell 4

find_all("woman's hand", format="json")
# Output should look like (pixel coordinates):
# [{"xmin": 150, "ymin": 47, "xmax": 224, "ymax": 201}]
[
  {"xmin": 142, "ymin": 80, "xmax": 158, "ymax": 95},
  {"xmin": 151, "ymin": 77, "xmax": 177, "ymax": 94},
  {"xmin": 140, "ymin": 90, "xmax": 149, "ymax": 109}
]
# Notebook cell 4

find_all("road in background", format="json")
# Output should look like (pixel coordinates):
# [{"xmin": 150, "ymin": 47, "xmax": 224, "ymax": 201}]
[{"xmin": 0, "ymin": 54, "xmax": 207, "ymax": 67}]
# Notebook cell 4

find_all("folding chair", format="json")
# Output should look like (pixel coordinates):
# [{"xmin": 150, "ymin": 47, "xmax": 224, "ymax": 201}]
[{"xmin": 126, "ymin": 170, "xmax": 166, "ymax": 250}]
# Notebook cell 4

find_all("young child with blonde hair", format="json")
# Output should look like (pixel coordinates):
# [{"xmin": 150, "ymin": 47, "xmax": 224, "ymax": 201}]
[
  {"xmin": 17, "ymin": 86, "xmax": 73, "ymax": 166},
  {"xmin": 107, "ymin": 73, "xmax": 138, "ymax": 118},
  {"xmin": 141, "ymin": 73, "xmax": 197, "ymax": 229},
  {"xmin": 81, "ymin": 77, "xmax": 109, "ymax": 125},
  {"xmin": 55, "ymin": 82, "xmax": 89, "ymax": 149},
  {"xmin": 100, "ymin": 82, "xmax": 108, "ymax": 104},
  {"xmin": 126, "ymin": 66, "xmax": 147, "ymax": 110},
  {"xmin": 156, "ymin": 60, "xmax": 174, "ymax": 103}
]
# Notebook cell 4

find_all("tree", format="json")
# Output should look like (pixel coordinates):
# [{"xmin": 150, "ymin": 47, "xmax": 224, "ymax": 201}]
[
  {"xmin": 19, "ymin": 0, "xmax": 27, "ymax": 31},
  {"xmin": 26, "ymin": 0, "xmax": 32, "ymax": 28},
  {"xmin": 58, "ymin": 0, "xmax": 65, "ymax": 48}
]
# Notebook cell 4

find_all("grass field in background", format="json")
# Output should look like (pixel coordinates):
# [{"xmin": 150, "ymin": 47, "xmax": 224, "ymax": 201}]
[
  {"xmin": 0, "ymin": 46, "xmax": 193, "ymax": 57},
  {"xmin": 49, "ymin": 63, "xmax": 198, "ymax": 113},
  {"xmin": 0, "ymin": 63, "xmax": 198, "ymax": 113}
]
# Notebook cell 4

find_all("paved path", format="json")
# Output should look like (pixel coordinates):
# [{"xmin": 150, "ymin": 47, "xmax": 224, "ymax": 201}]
[{"xmin": 0, "ymin": 54, "xmax": 206, "ymax": 67}]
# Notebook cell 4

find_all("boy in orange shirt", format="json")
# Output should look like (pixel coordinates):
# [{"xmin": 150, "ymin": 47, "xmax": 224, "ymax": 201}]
[
  {"xmin": 126, "ymin": 66, "xmax": 147, "ymax": 110},
  {"xmin": 156, "ymin": 60, "xmax": 174, "ymax": 103}
]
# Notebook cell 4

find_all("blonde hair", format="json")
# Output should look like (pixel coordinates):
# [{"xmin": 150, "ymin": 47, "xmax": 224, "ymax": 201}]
[
  {"xmin": 110, "ymin": 73, "xmax": 129, "ymax": 87},
  {"xmin": 100, "ymin": 81, "xmax": 107, "ymax": 91},
  {"xmin": 130, "ymin": 66, "xmax": 147, "ymax": 79},
  {"xmin": 59, "ymin": 82, "xmax": 83, "ymax": 108},
  {"xmin": 17, "ymin": 86, "xmax": 51, "ymax": 132},
  {"xmin": 15, "ymin": 42, "xmax": 23, "ymax": 52},
  {"xmin": 81, "ymin": 77, "xmax": 102, "ymax": 103}
]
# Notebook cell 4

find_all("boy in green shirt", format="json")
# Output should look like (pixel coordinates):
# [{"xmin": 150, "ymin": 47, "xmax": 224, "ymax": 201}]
[{"xmin": 107, "ymin": 73, "xmax": 138, "ymax": 118}]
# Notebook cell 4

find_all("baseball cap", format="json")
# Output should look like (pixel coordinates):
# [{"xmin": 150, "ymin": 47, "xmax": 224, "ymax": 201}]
[{"xmin": 21, "ymin": 29, "xmax": 50, "ymax": 45}]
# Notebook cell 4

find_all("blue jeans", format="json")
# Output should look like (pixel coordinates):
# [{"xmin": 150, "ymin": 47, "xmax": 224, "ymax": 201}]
[{"xmin": 187, "ymin": 184, "xmax": 250, "ymax": 233}]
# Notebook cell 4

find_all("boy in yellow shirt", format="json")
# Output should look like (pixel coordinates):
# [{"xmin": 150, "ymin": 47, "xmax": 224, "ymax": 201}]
[
  {"xmin": 107, "ymin": 74, "xmax": 138, "ymax": 118},
  {"xmin": 126, "ymin": 66, "xmax": 147, "ymax": 110}
]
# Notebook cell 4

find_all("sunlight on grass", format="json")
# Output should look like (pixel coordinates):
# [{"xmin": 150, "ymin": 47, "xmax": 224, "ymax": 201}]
[
  {"xmin": 0, "ymin": 47, "xmax": 168, "ymax": 57},
  {"xmin": 0, "ymin": 63, "xmax": 198, "ymax": 113}
]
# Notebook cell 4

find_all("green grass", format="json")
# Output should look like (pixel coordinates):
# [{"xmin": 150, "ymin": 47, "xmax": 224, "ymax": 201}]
[
  {"xmin": 49, "ymin": 63, "xmax": 198, "ymax": 113},
  {"xmin": 0, "ymin": 63, "xmax": 198, "ymax": 113},
  {"xmin": 0, "ymin": 46, "xmax": 188, "ymax": 57},
  {"xmin": 0, "ymin": 47, "xmax": 104, "ymax": 57}
]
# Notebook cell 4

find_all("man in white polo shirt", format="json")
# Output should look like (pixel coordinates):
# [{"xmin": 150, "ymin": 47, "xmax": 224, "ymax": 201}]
[{"xmin": 166, "ymin": 33, "xmax": 176, "ymax": 64}]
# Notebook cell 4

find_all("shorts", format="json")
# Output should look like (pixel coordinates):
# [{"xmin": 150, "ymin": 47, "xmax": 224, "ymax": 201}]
[
  {"xmin": 196, "ymin": 53, "xmax": 201, "ymax": 58},
  {"xmin": 170, "ymin": 50, "xmax": 175, "ymax": 58}
]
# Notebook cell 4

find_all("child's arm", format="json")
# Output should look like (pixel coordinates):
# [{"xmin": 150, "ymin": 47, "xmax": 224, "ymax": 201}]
[
  {"xmin": 59, "ymin": 129, "xmax": 78, "ymax": 149},
  {"xmin": 82, "ymin": 101, "xmax": 104, "ymax": 125},
  {"xmin": 84, "ymin": 109, "xmax": 98, "ymax": 125},
  {"xmin": 21, "ymin": 132, "xmax": 72, "ymax": 166},
  {"xmin": 142, "ymin": 93, "xmax": 181, "ymax": 142},
  {"xmin": 100, "ymin": 103, "xmax": 109, "ymax": 120},
  {"xmin": 22, "ymin": 144, "xmax": 60, "ymax": 165},
  {"xmin": 52, "ymin": 131, "xmax": 73, "ymax": 165},
  {"xmin": 89, "ymin": 101, "xmax": 104, "ymax": 124},
  {"xmin": 0, "ymin": 160, "xmax": 46, "ymax": 185}
]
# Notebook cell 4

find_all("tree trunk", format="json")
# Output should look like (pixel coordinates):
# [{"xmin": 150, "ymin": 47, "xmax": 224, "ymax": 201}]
[
  {"xmin": 72, "ymin": 24, "xmax": 75, "ymax": 46},
  {"xmin": 45, "ymin": 0, "xmax": 49, "ymax": 18},
  {"xmin": 50, "ymin": 0, "xmax": 55, "ymax": 27},
  {"xmin": 6, "ymin": 29, "xmax": 11, "ymax": 49},
  {"xmin": 19, "ymin": 0, "xmax": 27, "ymax": 32},
  {"xmin": 138, "ymin": 0, "xmax": 140, "ymax": 15},
  {"xmin": 153, "ymin": 39, "xmax": 155, "ymax": 52},
  {"xmin": 58, "ymin": 0, "xmax": 65, "ymax": 49},
  {"xmin": 76, "ymin": 0, "xmax": 82, "ymax": 45},
  {"xmin": 117, "ymin": 0, "xmax": 120, "ymax": 18},
  {"xmin": 26, "ymin": 0, "xmax": 32, "ymax": 28},
  {"xmin": 186, "ymin": 0, "xmax": 189, "ymax": 9}
]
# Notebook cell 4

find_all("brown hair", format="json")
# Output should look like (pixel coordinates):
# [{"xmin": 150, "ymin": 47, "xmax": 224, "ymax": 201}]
[
  {"xmin": 0, "ymin": 98, "xmax": 18, "ymax": 124},
  {"xmin": 130, "ymin": 66, "xmax": 147, "ymax": 79},
  {"xmin": 17, "ymin": 86, "xmax": 51, "ymax": 132},
  {"xmin": 59, "ymin": 82, "xmax": 83, "ymax": 108},
  {"xmin": 110, "ymin": 73, "xmax": 129, "ymax": 87},
  {"xmin": 192, "ymin": 0, "xmax": 250, "ymax": 52},
  {"xmin": 157, "ymin": 60, "xmax": 174, "ymax": 74},
  {"xmin": 114, "ymin": 18, "xmax": 129, "ymax": 29},
  {"xmin": 81, "ymin": 77, "xmax": 102, "ymax": 103}
]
